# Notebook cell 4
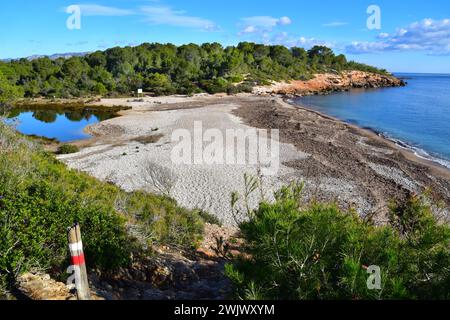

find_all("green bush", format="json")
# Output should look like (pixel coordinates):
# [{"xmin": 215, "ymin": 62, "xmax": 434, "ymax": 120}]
[
  {"xmin": 226, "ymin": 182, "xmax": 450, "ymax": 300},
  {"xmin": 0, "ymin": 122, "xmax": 205, "ymax": 296},
  {"xmin": 0, "ymin": 133, "xmax": 132, "ymax": 286},
  {"xmin": 200, "ymin": 77, "xmax": 230, "ymax": 94},
  {"xmin": 226, "ymin": 74, "xmax": 245, "ymax": 83},
  {"xmin": 122, "ymin": 191, "xmax": 204, "ymax": 248},
  {"xmin": 57, "ymin": 144, "xmax": 80, "ymax": 154},
  {"xmin": 226, "ymin": 83, "xmax": 254, "ymax": 95},
  {"xmin": 0, "ymin": 72, "xmax": 24, "ymax": 103}
]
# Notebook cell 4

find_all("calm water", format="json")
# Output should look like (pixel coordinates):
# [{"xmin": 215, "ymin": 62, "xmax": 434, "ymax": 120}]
[
  {"xmin": 295, "ymin": 73, "xmax": 450, "ymax": 169},
  {"xmin": 6, "ymin": 108, "xmax": 116, "ymax": 142}
]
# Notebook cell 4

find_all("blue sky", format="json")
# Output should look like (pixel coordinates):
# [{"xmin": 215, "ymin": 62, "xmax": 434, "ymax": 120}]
[{"xmin": 1, "ymin": 0, "xmax": 450, "ymax": 73}]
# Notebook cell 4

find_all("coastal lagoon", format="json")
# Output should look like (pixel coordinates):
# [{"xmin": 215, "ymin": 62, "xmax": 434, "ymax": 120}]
[
  {"xmin": 4, "ymin": 107, "xmax": 120, "ymax": 142},
  {"xmin": 296, "ymin": 73, "xmax": 450, "ymax": 169}
]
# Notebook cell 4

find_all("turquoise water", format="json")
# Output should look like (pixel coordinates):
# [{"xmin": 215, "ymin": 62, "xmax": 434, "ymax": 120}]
[
  {"xmin": 6, "ymin": 109, "xmax": 116, "ymax": 142},
  {"xmin": 295, "ymin": 73, "xmax": 450, "ymax": 169}
]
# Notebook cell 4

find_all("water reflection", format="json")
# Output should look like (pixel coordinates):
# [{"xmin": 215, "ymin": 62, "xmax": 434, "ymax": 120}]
[
  {"xmin": 8, "ymin": 109, "xmax": 116, "ymax": 123},
  {"xmin": 5, "ymin": 106, "xmax": 119, "ymax": 142}
]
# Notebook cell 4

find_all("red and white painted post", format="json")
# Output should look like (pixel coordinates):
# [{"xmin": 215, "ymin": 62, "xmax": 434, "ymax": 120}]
[{"xmin": 68, "ymin": 223, "xmax": 91, "ymax": 300}]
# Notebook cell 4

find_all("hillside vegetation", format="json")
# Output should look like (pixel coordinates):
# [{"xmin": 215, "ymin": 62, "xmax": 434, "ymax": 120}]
[
  {"xmin": 0, "ymin": 120, "xmax": 205, "ymax": 299},
  {"xmin": 227, "ymin": 182, "xmax": 450, "ymax": 300},
  {"xmin": 0, "ymin": 42, "xmax": 389, "ymax": 101}
]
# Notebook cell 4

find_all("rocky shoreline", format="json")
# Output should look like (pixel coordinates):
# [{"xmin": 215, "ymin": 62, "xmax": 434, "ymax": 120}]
[{"xmin": 253, "ymin": 71, "xmax": 406, "ymax": 97}]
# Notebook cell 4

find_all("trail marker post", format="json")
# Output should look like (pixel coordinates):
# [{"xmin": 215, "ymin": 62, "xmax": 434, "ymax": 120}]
[{"xmin": 68, "ymin": 223, "xmax": 91, "ymax": 300}]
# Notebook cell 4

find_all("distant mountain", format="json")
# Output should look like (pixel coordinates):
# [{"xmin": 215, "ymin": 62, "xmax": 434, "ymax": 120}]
[
  {"xmin": 28, "ymin": 52, "xmax": 90, "ymax": 61},
  {"xmin": 2, "ymin": 52, "xmax": 89, "ymax": 62}
]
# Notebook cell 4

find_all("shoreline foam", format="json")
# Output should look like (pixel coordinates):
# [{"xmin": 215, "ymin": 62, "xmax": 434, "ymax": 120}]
[
  {"xmin": 290, "ymin": 98, "xmax": 450, "ymax": 172},
  {"xmin": 382, "ymin": 134, "xmax": 450, "ymax": 170}
]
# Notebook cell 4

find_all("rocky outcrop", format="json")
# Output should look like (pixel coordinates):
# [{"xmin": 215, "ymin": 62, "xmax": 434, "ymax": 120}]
[
  {"xmin": 16, "ymin": 273, "xmax": 76, "ymax": 300},
  {"xmin": 16, "ymin": 273, "xmax": 106, "ymax": 300},
  {"xmin": 253, "ymin": 71, "xmax": 406, "ymax": 97}
]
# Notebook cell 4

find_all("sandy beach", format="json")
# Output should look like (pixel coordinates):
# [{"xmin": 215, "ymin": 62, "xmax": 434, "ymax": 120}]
[{"xmin": 58, "ymin": 94, "xmax": 450, "ymax": 225}]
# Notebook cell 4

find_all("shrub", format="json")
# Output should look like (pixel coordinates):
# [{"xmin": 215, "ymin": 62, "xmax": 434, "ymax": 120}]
[
  {"xmin": 226, "ymin": 181, "xmax": 450, "ymax": 300},
  {"xmin": 226, "ymin": 74, "xmax": 245, "ymax": 83},
  {"xmin": 226, "ymin": 83, "xmax": 254, "ymax": 95},
  {"xmin": 200, "ymin": 77, "xmax": 230, "ymax": 94},
  {"xmin": 122, "ymin": 191, "xmax": 204, "ymax": 248},
  {"xmin": 56, "ymin": 144, "xmax": 80, "ymax": 154},
  {"xmin": 0, "ymin": 122, "xmax": 205, "ymax": 296},
  {"xmin": 0, "ymin": 137, "xmax": 132, "ymax": 285}
]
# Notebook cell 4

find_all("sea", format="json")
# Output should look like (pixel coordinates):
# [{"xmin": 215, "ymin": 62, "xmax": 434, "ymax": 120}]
[{"xmin": 294, "ymin": 73, "xmax": 450, "ymax": 169}]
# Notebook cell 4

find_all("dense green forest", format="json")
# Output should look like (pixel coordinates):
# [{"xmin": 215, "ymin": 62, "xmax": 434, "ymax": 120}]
[{"xmin": 0, "ymin": 42, "xmax": 389, "ymax": 102}]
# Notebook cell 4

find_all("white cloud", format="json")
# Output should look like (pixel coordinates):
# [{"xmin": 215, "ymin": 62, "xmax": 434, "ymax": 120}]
[
  {"xmin": 323, "ymin": 21, "xmax": 349, "ymax": 27},
  {"xmin": 140, "ymin": 6, "xmax": 218, "ymax": 31},
  {"xmin": 346, "ymin": 41, "xmax": 389, "ymax": 54},
  {"xmin": 75, "ymin": 4, "xmax": 135, "ymax": 16},
  {"xmin": 347, "ymin": 18, "xmax": 450, "ymax": 55},
  {"xmin": 239, "ymin": 16, "xmax": 292, "ymax": 34},
  {"xmin": 256, "ymin": 31, "xmax": 334, "ymax": 49},
  {"xmin": 295, "ymin": 36, "xmax": 334, "ymax": 49},
  {"xmin": 241, "ymin": 16, "xmax": 280, "ymax": 29},
  {"xmin": 64, "ymin": 4, "xmax": 218, "ymax": 31},
  {"xmin": 242, "ymin": 25, "xmax": 257, "ymax": 34},
  {"xmin": 279, "ymin": 16, "xmax": 292, "ymax": 26},
  {"xmin": 238, "ymin": 14, "xmax": 332, "ymax": 50}
]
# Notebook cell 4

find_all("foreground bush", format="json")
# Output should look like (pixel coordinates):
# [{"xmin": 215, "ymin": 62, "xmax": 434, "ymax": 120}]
[
  {"xmin": 0, "ymin": 122, "xmax": 204, "ymax": 296},
  {"xmin": 226, "ymin": 182, "xmax": 450, "ymax": 300}
]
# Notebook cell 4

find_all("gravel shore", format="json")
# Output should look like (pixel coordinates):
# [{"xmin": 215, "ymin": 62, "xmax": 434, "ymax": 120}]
[
  {"xmin": 59, "ymin": 94, "xmax": 450, "ymax": 225},
  {"xmin": 60, "ymin": 95, "xmax": 306, "ymax": 225}
]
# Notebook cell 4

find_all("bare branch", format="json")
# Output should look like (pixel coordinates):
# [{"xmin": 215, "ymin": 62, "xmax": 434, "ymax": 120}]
[{"xmin": 141, "ymin": 161, "xmax": 177, "ymax": 197}]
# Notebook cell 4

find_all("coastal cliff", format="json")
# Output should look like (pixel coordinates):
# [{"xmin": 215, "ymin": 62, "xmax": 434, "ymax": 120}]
[{"xmin": 254, "ymin": 71, "xmax": 406, "ymax": 96}]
